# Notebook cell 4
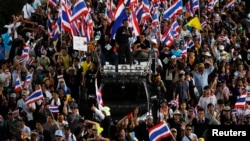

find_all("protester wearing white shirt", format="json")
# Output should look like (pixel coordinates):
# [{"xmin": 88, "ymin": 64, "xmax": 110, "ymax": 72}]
[
  {"xmin": 33, "ymin": 0, "xmax": 42, "ymax": 10},
  {"xmin": 22, "ymin": 0, "xmax": 35, "ymax": 20},
  {"xmin": 182, "ymin": 125, "xmax": 198, "ymax": 141}
]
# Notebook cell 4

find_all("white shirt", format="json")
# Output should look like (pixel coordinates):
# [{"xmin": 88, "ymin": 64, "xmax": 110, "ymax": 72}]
[
  {"xmin": 4, "ymin": 22, "xmax": 21, "ymax": 39},
  {"xmin": 33, "ymin": 0, "xmax": 42, "ymax": 9},
  {"xmin": 21, "ymin": 125, "xmax": 31, "ymax": 137},
  {"xmin": 17, "ymin": 99, "xmax": 36, "ymax": 121},
  {"xmin": 63, "ymin": 133, "xmax": 77, "ymax": 141},
  {"xmin": 22, "ymin": 3, "xmax": 35, "ymax": 19},
  {"xmin": 198, "ymin": 95, "xmax": 217, "ymax": 114}
]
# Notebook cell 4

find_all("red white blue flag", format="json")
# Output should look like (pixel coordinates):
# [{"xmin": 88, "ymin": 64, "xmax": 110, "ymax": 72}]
[
  {"xmin": 25, "ymin": 88, "xmax": 44, "ymax": 106},
  {"xmin": 149, "ymin": 121, "xmax": 171, "ymax": 141}
]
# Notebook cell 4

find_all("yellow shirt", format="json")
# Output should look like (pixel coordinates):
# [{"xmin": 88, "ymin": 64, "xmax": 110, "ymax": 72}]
[
  {"xmin": 62, "ymin": 54, "xmax": 72, "ymax": 70},
  {"xmin": 81, "ymin": 61, "xmax": 91, "ymax": 76}
]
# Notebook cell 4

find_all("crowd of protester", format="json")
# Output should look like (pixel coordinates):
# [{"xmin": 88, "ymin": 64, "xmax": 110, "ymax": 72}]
[{"xmin": 0, "ymin": 0, "xmax": 250, "ymax": 141}]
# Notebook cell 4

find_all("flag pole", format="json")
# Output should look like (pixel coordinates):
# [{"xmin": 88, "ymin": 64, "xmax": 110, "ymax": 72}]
[{"xmin": 60, "ymin": 0, "xmax": 63, "ymax": 52}]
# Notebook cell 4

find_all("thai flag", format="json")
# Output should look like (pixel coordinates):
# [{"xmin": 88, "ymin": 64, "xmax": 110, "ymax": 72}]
[
  {"xmin": 48, "ymin": 0, "xmax": 57, "ymax": 7},
  {"xmin": 152, "ymin": 11, "xmax": 159, "ymax": 26},
  {"xmin": 188, "ymin": 39, "xmax": 194, "ymax": 48},
  {"xmin": 207, "ymin": 0, "xmax": 216, "ymax": 12},
  {"xmin": 95, "ymin": 78, "xmax": 103, "ymax": 107},
  {"xmin": 191, "ymin": 0, "xmax": 199, "ymax": 12},
  {"xmin": 57, "ymin": 74, "xmax": 64, "ymax": 80},
  {"xmin": 130, "ymin": 7, "xmax": 140, "ymax": 37},
  {"xmin": 201, "ymin": 21, "xmax": 207, "ymax": 28},
  {"xmin": 161, "ymin": 31, "xmax": 174, "ymax": 47},
  {"xmin": 25, "ymin": 88, "xmax": 43, "ymax": 106},
  {"xmin": 136, "ymin": 4, "xmax": 145, "ymax": 24},
  {"xmin": 71, "ymin": 21, "xmax": 81, "ymax": 36},
  {"xmin": 22, "ymin": 45, "xmax": 29, "ymax": 59},
  {"xmin": 24, "ymin": 73, "xmax": 33, "ymax": 89},
  {"xmin": 185, "ymin": 0, "xmax": 193, "ymax": 17},
  {"xmin": 53, "ymin": 16, "xmax": 62, "ymax": 41},
  {"xmin": 49, "ymin": 106, "xmax": 59, "ymax": 113},
  {"xmin": 142, "ymin": 0, "xmax": 150, "ymax": 12},
  {"xmin": 171, "ymin": 21, "xmax": 180, "ymax": 35},
  {"xmin": 163, "ymin": 0, "xmax": 182, "ymax": 20},
  {"xmin": 26, "ymin": 58, "xmax": 35, "ymax": 66},
  {"xmin": 168, "ymin": 94, "xmax": 179, "ymax": 107},
  {"xmin": 111, "ymin": 0, "xmax": 129, "ymax": 39},
  {"xmin": 85, "ymin": 15, "xmax": 94, "ymax": 41},
  {"xmin": 234, "ymin": 92, "xmax": 247, "ymax": 109},
  {"xmin": 14, "ymin": 76, "xmax": 22, "ymax": 92},
  {"xmin": 226, "ymin": 0, "xmax": 234, "ymax": 9},
  {"xmin": 62, "ymin": 0, "xmax": 72, "ymax": 33},
  {"xmin": 149, "ymin": 121, "xmax": 171, "ymax": 141},
  {"xmin": 105, "ymin": 0, "xmax": 114, "ymax": 23},
  {"xmin": 71, "ymin": 0, "xmax": 88, "ymax": 22}
]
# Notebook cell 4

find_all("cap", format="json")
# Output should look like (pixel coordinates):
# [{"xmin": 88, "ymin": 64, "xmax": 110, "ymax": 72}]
[
  {"xmin": 66, "ymin": 67, "xmax": 76, "ymax": 73},
  {"xmin": 10, "ymin": 93, "xmax": 16, "ymax": 98},
  {"xmin": 101, "ymin": 106, "xmax": 111, "ymax": 116},
  {"xmin": 203, "ymin": 51, "xmax": 211, "ymax": 57},
  {"xmin": 146, "ymin": 115, "xmax": 153, "ymax": 119},
  {"xmin": 55, "ymin": 130, "xmax": 63, "ymax": 137},
  {"xmin": 219, "ymin": 45, "xmax": 224, "ymax": 50},
  {"xmin": 173, "ymin": 110, "xmax": 181, "ymax": 115},
  {"xmin": 70, "ymin": 102, "xmax": 78, "ymax": 109},
  {"xmin": 171, "ymin": 55, "xmax": 177, "ymax": 59}
]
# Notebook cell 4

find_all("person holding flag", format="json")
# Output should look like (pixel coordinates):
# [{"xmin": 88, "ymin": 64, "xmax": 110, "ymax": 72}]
[{"xmin": 17, "ymin": 89, "xmax": 36, "ymax": 129}]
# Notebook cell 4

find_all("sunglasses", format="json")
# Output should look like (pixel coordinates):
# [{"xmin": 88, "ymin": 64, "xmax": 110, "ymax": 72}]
[
  {"xmin": 186, "ymin": 128, "xmax": 192, "ymax": 131},
  {"xmin": 92, "ymin": 129, "xmax": 97, "ymax": 131}
]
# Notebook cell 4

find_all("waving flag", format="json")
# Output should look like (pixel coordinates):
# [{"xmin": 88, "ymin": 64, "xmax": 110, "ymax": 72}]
[
  {"xmin": 62, "ymin": 0, "xmax": 72, "ymax": 33},
  {"xmin": 163, "ymin": 0, "xmax": 182, "ymax": 19},
  {"xmin": 48, "ymin": 0, "xmax": 58, "ymax": 7},
  {"xmin": 234, "ymin": 92, "xmax": 247, "ymax": 109},
  {"xmin": 95, "ymin": 78, "xmax": 103, "ymax": 107},
  {"xmin": 186, "ymin": 16, "xmax": 202, "ymax": 30},
  {"xmin": 71, "ymin": 0, "xmax": 88, "ymax": 22},
  {"xmin": 129, "ymin": 7, "xmax": 140, "ymax": 37},
  {"xmin": 25, "ymin": 88, "xmax": 43, "ymax": 106},
  {"xmin": 142, "ymin": 0, "xmax": 150, "ymax": 12},
  {"xmin": 111, "ymin": 0, "xmax": 128, "ymax": 39},
  {"xmin": 49, "ymin": 106, "xmax": 59, "ymax": 113},
  {"xmin": 152, "ymin": 11, "xmax": 159, "ymax": 26},
  {"xmin": 191, "ymin": 0, "xmax": 199, "ymax": 13},
  {"xmin": 14, "ymin": 76, "xmax": 22, "ymax": 93},
  {"xmin": 226, "ymin": 0, "xmax": 235, "ymax": 8},
  {"xmin": 24, "ymin": 72, "xmax": 33, "ymax": 89},
  {"xmin": 149, "ymin": 121, "xmax": 171, "ymax": 141},
  {"xmin": 22, "ymin": 45, "xmax": 29, "ymax": 59}
]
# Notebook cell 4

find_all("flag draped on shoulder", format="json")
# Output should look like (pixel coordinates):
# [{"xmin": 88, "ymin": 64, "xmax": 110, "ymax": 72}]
[{"xmin": 149, "ymin": 121, "xmax": 172, "ymax": 141}]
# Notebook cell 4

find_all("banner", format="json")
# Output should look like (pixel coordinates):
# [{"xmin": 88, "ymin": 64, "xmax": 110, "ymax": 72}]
[{"xmin": 73, "ymin": 36, "xmax": 87, "ymax": 51}]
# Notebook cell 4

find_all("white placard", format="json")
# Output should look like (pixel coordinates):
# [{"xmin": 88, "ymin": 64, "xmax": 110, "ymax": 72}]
[{"xmin": 73, "ymin": 36, "xmax": 87, "ymax": 51}]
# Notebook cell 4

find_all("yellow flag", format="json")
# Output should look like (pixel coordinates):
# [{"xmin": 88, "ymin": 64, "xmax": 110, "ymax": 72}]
[{"xmin": 186, "ymin": 17, "xmax": 202, "ymax": 30}]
